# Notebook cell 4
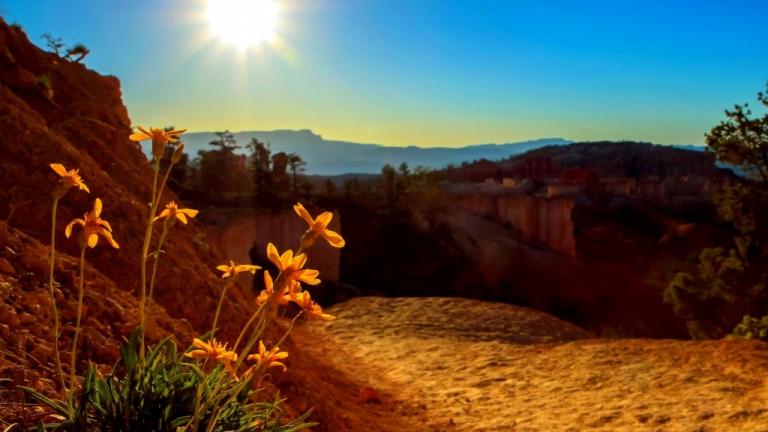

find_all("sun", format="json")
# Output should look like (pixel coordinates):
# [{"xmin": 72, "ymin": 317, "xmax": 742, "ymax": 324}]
[{"xmin": 206, "ymin": 0, "xmax": 279, "ymax": 49}]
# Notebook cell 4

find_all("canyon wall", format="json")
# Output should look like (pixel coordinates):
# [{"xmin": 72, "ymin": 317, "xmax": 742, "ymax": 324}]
[{"xmin": 454, "ymin": 192, "xmax": 576, "ymax": 257}]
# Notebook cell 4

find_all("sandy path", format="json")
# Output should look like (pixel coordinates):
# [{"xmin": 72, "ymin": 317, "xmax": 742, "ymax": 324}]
[{"xmin": 291, "ymin": 297, "xmax": 768, "ymax": 431}]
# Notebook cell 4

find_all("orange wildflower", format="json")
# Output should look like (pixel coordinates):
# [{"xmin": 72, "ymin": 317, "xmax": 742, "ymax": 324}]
[
  {"xmin": 247, "ymin": 341, "xmax": 288, "ymax": 372},
  {"xmin": 50, "ymin": 163, "xmax": 89, "ymax": 194},
  {"xmin": 287, "ymin": 291, "xmax": 335, "ymax": 321},
  {"xmin": 185, "ymin": 338, "xmax": 238, "ymax": 378},
  {"xmin": 293, "ymin": 202, "xmax": 345, "ymax": 248},
  {"xmin": 65, "ymin": 198, "xmax": 119, "ymax": 249},
  {"xmin": 255, "ymin": 270, "xmax": 289, "ymax": 306},
  {"xmin": 266, "ymin": 242, "xmax": 320, "ymax": 295},
  {"xmin": 216, "ymin": 260, "xmax": 260, "ymax": 279},
  {"xmin": 153, "ymin": 201, "xmax": 198, "ymax": 224},
  {"xmin": 128, "ymin": 126, "xmax": 187, "ymax": 160}
]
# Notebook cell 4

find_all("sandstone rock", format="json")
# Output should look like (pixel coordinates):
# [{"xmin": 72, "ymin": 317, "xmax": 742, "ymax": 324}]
[{"xmin": 290, "ymin": 297, "xmax": 768, "ymax": 432}]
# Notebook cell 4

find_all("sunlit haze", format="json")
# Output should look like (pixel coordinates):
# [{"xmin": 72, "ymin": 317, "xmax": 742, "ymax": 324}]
[{"xmin": 2, "ymin": 0, "xmax": 767, "ymax": 146}]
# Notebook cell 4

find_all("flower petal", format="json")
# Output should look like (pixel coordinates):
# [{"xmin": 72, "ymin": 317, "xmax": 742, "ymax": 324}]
[
  {"xmin": 315, "ymin": 211, "xmax": 333, "ymax": 228},
  {"xmin": 98, "ymin": 227, "xmax": 119, "ymax": 249},
  {"xmin": 154, "ymin": 208, "xmax": 170, "ymax": 223},
  {"xmin": 263, "ymin": 271, "xmax": 274, "ymax": 293},
  {"xmin": 293, "ymin": 202, "xmax": 314, "ymax": 226},
  {"xmin": 65, "ymin": 219, "xmax": 84, "ymax": 238},
  {"xmin": 99, "ymin": 219, "xmax": 113, "ymax": 232},
  {"xmin": 298, "ymin": 269, "xmax": 321, "ymax": 285},
  {"xmin": 180, "ymin": 208, "xmax": 199, "ymax": 218},
  {"xmin": 321, "ymin": 229, "xmax": 345, "ymax": 248},
  {"xmin": 50, "ymin": 163, "xmax": 67, "ymax": 177},
  {"xmin": 235, "ymin": 264, "xmax": 260, "ymax": 274},
  {"xmin": 176, "ymin": 212, "xmax": 188, "ymax": 224},
  {"xmin": 266, "ymin": 243, "xmax": 281, "ymax": 268},
  {"xmin": 87, "ymin": 232, "xmax": 99, "ymax": 248},
  {"xmin": 92, "ymin": 198, "xmax": 102, "ymax": 218},
  {"xmin": 129, "ymin": 132, "xmax": 150, "ymax": 142}
]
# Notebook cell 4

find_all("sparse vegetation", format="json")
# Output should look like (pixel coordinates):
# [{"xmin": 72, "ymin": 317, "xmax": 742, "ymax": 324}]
[
  {"xmin": 664, "ymin": 83, "xmax": 768, "ymax": 339},
  {"xmin": 22, "ymin": 125, "xmax": 343, "ymax": 430},
  {"xmin": 42, "ymin": 33, "xmax": 90, "ymax": 63}
]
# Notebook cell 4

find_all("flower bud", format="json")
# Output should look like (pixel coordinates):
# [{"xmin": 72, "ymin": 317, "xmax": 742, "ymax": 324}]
[{"xmin": 171, "ymin": 142, "xmax": 185, "ymax": 164}]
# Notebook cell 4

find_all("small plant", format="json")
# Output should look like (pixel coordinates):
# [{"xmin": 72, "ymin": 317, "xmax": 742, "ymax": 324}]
[
  {"xmin": 43, "ymin": 33, "xmax": 65, "ymax": 56},
  {"xmin": 38, "ymin": 73, "xmax": 55, "ymax": 100},
  {"xmin": 42, "ymin": 33, "xmax": 90, "ymax": 63},
  {"xmin": 23, "ymin": 125, "xmax": 344, "ymax": 430},
  {"xmin": 65, "ymin": 43, "xmax": 90, "ymax": 63},
  {"xmin": 730, "ymin": 314, "xmax": 768, "ymax": 340}
]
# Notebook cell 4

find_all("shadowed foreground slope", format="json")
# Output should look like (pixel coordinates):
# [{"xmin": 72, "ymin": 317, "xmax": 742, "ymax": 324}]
[{"xmin": 288, "ymin": 297, "xmax": 768, "ymax": 431}]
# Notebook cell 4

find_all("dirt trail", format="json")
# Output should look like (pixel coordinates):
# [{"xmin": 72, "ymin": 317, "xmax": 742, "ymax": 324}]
[{"xmin": 289, "ymin": 297, "xmax": 768, "ymax": 431}]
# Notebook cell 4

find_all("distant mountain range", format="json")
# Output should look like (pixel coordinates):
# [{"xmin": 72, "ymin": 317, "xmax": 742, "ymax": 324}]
[{"xmin": 161, "ymin": 130, "xmax": 573, "ymax": 175}]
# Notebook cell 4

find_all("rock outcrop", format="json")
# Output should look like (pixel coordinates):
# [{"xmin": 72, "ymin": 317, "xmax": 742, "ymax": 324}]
[
  {"xmin": 454, "ymin": 190, "xmax": 577, "ymax": 257},
  {"xmin": 290, "ymin": 297, "xmax": 768, "ymax": 431}
]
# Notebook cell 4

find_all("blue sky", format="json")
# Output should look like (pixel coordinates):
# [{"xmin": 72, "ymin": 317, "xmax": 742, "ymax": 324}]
[{"xmin": 1, "ymin": 0, "xmax": 767, "ymax": 147}]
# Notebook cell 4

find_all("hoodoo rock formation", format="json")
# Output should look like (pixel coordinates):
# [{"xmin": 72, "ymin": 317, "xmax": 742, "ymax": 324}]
[{"xmin": 453, "ymin": 189, "xmax": 577, "ymax": 257}]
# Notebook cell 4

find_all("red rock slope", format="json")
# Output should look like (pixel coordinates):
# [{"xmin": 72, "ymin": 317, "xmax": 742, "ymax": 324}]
[{"xmin": 0, "ymin": 18, "xmax": 251, "ymax": 338}]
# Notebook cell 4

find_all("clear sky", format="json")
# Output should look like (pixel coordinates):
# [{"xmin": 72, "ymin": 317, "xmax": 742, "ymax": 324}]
[{"xmin": 1, "ymin": 0, "xmax": 767, "ymax": 147}]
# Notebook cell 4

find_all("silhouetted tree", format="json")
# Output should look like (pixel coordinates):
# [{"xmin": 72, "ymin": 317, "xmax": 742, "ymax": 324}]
[
  {"xmin": 42, "ymin": 34, "xmax": 64, "ymax": 56},
  {"xmin": 324, "ymin": 178, "xmax": 337, "ymax": 198},
  {"xmin": 197, "ymin": 131, "xmax": 250, "ymax": 203},
  {"xmin": 287, "ymin": 153, "xmax": 306, "ymax": 193},
  {"xmin": 380, "ymin": 164, "xmax": 397, "ymax": 209},
  {"xmin": 247, "ymin": 138, "xmax": 271, "ymax": 190},
  {"xmin": 665, "ymin": 83, "xmax": 768, "ymax": 339},
  {"xmin": 209, "ymin": 130, "xmax": 240, "ymax": 152}
]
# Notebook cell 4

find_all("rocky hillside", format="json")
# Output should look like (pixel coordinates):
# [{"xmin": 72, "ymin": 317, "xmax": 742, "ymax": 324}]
[
  {"xmin": 290, "ymin": 297, "xmax": 768, "ymax": 431},
  {"xmin": 0, "ymin": 18, "xmax": 253, "ymax": 340},
  {"xmin": 0, "ymin": 222, "xmax": 196, "ymax": 395}
]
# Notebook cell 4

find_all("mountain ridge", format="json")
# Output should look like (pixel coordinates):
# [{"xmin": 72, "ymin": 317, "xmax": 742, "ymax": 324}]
[{"xmin": 154, "ymin": 130, "xmax": 574, "ymax": 175}]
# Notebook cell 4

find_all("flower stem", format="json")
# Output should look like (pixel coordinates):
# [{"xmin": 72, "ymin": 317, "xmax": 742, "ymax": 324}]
[
  {"xmin": 48, "ymin": 196, "xmax": 66, "ymax": 391},
  {"xmin": 147, "ymin": 220, "xmax": 169, "ymax": 307},
  {"xmin": 233, "ymin": 303, "xmax": 266, "ymax": 353},
  {"xmin": 211, "ymin": 279, "xmax": 233, "ymax": 338},
  {"xmin": 48, "ymin": 196, "xmax": 66, "ymax": 389},
  {"xmin": 139, "ymin": 158, "xmax": 161, "ymax": 361},
  {"xmin": 70, "ymin": 243, "xmax": 86, "ymax": 390}
]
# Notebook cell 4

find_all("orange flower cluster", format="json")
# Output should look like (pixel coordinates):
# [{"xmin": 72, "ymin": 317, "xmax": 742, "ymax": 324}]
[
  {"xmin": 249, "ymin": 203, "xmax": 345, "ymax": 320},
  {"xmin": 185, "ymin": 337, "xmax": 289, "ymax": 380},
  {"xmin": 185, "ymin": 338, "xmax": 239, "ymax": 378}
]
